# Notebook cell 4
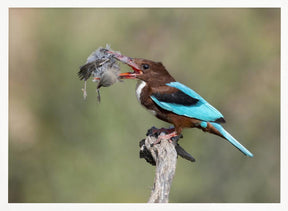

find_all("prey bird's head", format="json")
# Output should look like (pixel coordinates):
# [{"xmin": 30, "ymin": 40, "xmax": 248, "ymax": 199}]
[{"xmin": 107, "ymin": 50, "xmax": 175, "ymax": 85}]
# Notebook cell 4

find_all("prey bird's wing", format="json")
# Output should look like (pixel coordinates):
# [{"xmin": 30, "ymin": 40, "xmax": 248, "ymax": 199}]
[{"xmin": 150, "ymin": 82, "xmax": 225, "ymax": 123}]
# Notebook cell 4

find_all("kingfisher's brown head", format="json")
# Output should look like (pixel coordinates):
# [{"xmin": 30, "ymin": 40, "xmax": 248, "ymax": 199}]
[{"xmin": 107, "ymin": 51, "xmax": 175, "ymax": 86}]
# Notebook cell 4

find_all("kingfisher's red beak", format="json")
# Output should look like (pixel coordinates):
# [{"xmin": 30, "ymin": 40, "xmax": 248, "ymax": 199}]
[{"xmin": 106, "ymin": 50, "xmax": 143, "ymax": 79}]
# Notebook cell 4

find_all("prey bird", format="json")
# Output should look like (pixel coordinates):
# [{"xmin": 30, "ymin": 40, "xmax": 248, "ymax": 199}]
[{"xmin": 106, "ymin": 51, "xmax": 253, "ymax": 157}]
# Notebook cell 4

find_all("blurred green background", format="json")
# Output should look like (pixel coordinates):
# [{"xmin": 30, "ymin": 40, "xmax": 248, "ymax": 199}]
[{"xmin": 9, "ymin": 8, "xmax": 280, "ymax": 203}]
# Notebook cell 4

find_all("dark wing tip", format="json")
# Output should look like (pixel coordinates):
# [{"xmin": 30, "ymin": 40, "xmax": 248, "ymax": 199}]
[
  {"xmin": 78, "ymin": 63, "xmax": 93, "ymax": 80},
  {"xmin": 215, "ymin": 117, "xmax": 226, "ymax": 123}
]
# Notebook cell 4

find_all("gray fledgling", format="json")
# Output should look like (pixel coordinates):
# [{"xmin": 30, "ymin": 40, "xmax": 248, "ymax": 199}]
[
  {"xmin": 94, "ymin": 68, "xmax": 122, "ymax": 102},
  {"xmin": 78, "ymin": 45, "xmax": 121, "ymax": 100}
]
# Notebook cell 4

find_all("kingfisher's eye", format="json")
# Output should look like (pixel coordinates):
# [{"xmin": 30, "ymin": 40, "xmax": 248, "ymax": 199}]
[{"xmin": 142, "ymin": 64, "xmax": 150, "ymax": 70}]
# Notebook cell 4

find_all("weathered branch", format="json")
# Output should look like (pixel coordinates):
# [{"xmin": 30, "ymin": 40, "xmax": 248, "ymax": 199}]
[
  {"xmin": 139, "ymin": 127, "xmax": 195, "ymax": 203},
  {"xmin": 148, "ymin": 134, "xmax": 177, "ymax": 203}
]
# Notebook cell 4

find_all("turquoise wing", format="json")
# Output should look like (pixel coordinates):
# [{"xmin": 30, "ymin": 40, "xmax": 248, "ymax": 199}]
[{"xmin": 150, "ymin": 82, "xmax": 224, "ymax": 122}]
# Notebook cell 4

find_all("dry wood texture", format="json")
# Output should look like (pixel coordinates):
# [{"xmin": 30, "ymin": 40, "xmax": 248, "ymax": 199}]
[{"xmin": 139, "ymin": 128, "xmax": 195, "ymax": 203}]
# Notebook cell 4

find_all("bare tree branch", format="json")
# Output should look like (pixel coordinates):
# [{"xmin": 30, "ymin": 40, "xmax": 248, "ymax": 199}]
[{"xmin": 139, "ymin": 128, "xmax": 195, "ymax": 203}]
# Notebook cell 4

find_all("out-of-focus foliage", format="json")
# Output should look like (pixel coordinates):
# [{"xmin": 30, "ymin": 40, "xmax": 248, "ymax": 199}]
[{"xmin": 9, "ymin": 8, "xmax": 280, "ymax": 203}]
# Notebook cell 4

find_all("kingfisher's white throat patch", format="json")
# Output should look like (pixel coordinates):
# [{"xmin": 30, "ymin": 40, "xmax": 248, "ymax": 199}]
[
  {"xmin": 136, "ymin": 81, "xmax": 146, "ymax": 103},
  {"xmin": 136, "ymin": 81, "xmax": 157, "ymax": 116}
]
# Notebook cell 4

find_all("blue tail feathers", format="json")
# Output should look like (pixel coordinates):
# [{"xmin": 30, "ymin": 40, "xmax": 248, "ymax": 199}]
[{"xmin": 210, "ymin": 122, "xmax": 253, "ymax": 157}]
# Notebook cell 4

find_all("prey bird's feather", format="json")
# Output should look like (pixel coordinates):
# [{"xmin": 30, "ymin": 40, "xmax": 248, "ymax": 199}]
[
  {"xmin": 78, "ymin": 44, "xmax": 122, "ymax": 101},
  {"xmin": 78, "ymin": 44, "xmax": 120, "ymax": 81}
]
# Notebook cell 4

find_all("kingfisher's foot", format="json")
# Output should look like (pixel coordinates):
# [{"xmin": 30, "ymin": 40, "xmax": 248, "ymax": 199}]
[
  {"xmin": 170, "ymin": 134, "xmax": 183, "ymax": 143},
  {"xmin": 151, "ymin": 131, "xmax": 179, "ymax": 146},
  {"xmin": 147, "ymin": 126, "xmax": 175, "ymax": 137}
]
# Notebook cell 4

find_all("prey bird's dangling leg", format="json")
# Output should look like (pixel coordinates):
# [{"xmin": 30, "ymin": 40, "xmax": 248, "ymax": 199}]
[{"xmin": 82, "ymin": 80, "xmax": 88, "ymax": 100}]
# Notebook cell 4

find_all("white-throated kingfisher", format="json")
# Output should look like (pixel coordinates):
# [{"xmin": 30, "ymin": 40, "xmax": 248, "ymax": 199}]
[{"xmin": 105, "ymin": 51, "xmax": 253, "ymax": 157}]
